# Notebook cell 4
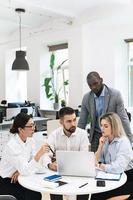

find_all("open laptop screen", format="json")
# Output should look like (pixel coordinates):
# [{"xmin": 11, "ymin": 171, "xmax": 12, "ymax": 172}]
[{"xmin": 56, "ymin": 151, "xmax": 96, "ymax": 177}]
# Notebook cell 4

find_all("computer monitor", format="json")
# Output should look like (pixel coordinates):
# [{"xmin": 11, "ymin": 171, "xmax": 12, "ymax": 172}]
[
  {"xmin": 8, "ymin": 102, "xmax": 26, "ymax": 108},
  {"xmin": 6, "ymin": 107, "xmax": 33, "ymax": 120}
]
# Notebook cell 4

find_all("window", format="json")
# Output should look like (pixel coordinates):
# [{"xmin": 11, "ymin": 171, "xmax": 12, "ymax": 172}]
[
  {"xmin": 54, "ymin": 48, "xmax": 69, "ymax": 104},
  {"xmin": 128, "ymin": 42, "xmax": 133, "ymax": 107},
  {"xmin": 125, "ymin": 40, "xmax": 133, "ymax": 107},
  {"xmin": 40, "ymin": 44, "xmax": 69, "ymax": 109},
  {"xmin": 5, "ymin": 49, "xmax": 27, "ymax": 102}
]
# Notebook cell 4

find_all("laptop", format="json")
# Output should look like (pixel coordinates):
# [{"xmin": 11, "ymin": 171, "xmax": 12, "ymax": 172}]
[{"xmin": 56, "ymin": 151, "xmax": 96, "ymax": 177}]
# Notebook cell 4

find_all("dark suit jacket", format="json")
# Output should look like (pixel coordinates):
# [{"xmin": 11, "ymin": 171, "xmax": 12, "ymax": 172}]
[{"xmin": 78, "ymin": 85, "xmax": 133, "ymax": 143}]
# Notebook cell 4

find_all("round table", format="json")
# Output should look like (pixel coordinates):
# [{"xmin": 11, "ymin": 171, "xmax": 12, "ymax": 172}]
[{"xmin": 18, "ymin": 170, "xmax": 127, "ymax": 200}]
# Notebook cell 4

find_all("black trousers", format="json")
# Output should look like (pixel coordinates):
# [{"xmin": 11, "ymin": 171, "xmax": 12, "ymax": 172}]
[
  {"xmin": 0, "ymin": 177, "xmax": 42, "ymax": 200},
  {"xmin": 50, "ymin": 194, "xmax": 89, "ymax": 200},
  {"xmin": 91, "ymin": 169, "xmax": 133, "ymax": 200},
  {"xmin": 91, "ymin": 131, "xmax": 101, "ymax": 152}
]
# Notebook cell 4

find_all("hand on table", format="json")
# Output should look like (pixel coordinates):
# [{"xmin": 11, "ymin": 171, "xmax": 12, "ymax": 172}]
[{"xmin": 48, "ymin": 162, "xmax": 57, "ymax": 171}]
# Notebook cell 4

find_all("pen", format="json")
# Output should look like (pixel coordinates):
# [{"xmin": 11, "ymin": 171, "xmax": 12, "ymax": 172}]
[
  {"xmin": 48, "ymin": 145, "xmax": 55, "ymax": 154},
  {"xmin": 79, "ymin": 183, "xmax": 88, "ymax": 188}
]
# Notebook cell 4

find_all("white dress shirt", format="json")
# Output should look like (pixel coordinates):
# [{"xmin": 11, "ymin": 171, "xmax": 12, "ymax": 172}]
[
  {"xmin": 43, "ymin": 127, "xmax": 90, "ymax": 167},
  {"xmin": 0, "ymin": 134, "xmax": 39, "ymax": 178}
]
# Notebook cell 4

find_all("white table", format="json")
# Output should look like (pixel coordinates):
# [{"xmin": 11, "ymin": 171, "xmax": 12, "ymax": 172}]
[{"xmin": 18, "ymin": 170, "xmax": 127, "ymax": 200}]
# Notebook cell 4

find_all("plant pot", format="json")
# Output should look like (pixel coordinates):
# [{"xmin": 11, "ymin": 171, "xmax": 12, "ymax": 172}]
[{"xmin": 53, "ymin": 103, "xmax": 59, "ymax": 110}]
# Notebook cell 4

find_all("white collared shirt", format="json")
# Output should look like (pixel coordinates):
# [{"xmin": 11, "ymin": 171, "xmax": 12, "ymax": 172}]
[
  {"xmin": 43, "ymin": 127, "xmax": 90, "ymax": 167},
  {"xmin": 0, "ymin": 134, "xmax": 39, "ymax": 178}
]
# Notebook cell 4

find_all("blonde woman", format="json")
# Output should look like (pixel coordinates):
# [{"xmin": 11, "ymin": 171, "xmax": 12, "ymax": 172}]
[{"xmin": 91, "ymin": 112, "xmax": 133, "ymax": 200}]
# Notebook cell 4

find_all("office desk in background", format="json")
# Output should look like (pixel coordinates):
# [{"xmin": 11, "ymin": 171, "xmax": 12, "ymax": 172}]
[{"xmin": 18, "ymin": 170, "xmax": 127, "ymax": 200}]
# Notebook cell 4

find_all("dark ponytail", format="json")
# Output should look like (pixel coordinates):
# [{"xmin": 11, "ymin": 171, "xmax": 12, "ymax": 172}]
[{"xmin": 10, "ymin": 112, "xmax": 31, "ymax": 134}]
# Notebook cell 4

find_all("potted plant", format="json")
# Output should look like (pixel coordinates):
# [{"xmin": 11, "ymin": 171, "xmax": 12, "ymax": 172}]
[{"xmin": 43, "ymin": 53, "xmax": 68, "ymax": 109}]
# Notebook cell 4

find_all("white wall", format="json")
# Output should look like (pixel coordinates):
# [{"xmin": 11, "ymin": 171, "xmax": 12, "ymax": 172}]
[
  {"xmin": 0, "ymin": 34, "xmax": 9, "ymax": 101},
  {"xmin": 81, "ymin": 21, "xmax": 133, "ymax": 107},
  {"xmin": 0, "ymin": 25, "xmax": 83, "ymax": 109},
  {"xmin": 1, "ymin": 16, "xmax": 133, "ymax": 109}
]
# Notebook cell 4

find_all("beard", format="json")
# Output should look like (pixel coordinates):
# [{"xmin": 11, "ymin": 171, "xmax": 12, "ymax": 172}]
[{"xmin": 65, "ymin": 126, "xmax": 76, "ymax": 134}]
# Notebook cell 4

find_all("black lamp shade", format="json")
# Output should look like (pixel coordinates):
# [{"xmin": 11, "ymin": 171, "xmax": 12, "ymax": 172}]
[{"xmin": 12, "ymin": 51, "xmax": 29, "ymax": 70}]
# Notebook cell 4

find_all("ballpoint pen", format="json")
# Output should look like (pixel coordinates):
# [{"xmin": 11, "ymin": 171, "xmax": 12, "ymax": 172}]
[
  {"xmin": 79, "ymin": 183, "xmax": 88, "ymax": 188},
  {"xmin": 48, "ymin": 145, "xmax": 56, "ymax": 162},
  {"xmin": 48, "ymin": 145, "xmax": 55, "ymax": 154}
]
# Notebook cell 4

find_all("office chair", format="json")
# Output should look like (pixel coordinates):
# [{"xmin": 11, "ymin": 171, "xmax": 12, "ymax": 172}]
[
  {"xmin": 1, "ymin": 100, "xmax": 7, "ymax": 105},
  {"xmin": 0, "ymin": 195, "xmax": 17, "ymax": 200},
  {"xmin": 47, "ymin": 119, "xmax": 61, "ymax": 135},
  {"xmin": 47, "ymin": 118, "xmax": 80, "ymax": 135}
]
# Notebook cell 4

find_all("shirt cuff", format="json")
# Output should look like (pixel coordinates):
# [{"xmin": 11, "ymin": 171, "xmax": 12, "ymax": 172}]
[{"xmin": 42, "ymin": 156, "xmax": 52, "ymax": 168}]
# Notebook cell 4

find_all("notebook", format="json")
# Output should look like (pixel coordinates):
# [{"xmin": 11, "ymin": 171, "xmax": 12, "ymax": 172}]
[
  {"xmin": 56, "ymin": 151, "xmax": 96, "ymax": 177},
  {"xmin": 96, "ymin": 171, "xmax": 121, "ymax": 181}
]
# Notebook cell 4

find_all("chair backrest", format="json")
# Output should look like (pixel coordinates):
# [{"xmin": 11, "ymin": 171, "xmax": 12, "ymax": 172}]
[
  {"xmin": 47, "ymin": 117, "xmax": 80, "ymax": 135},
  {"xmin": 0, "ymin": 195, "xmax": 17, "ymax": 200},
  {"xmin": 47, "ymin": 119, "xmax": 61, "ymax": 135}
]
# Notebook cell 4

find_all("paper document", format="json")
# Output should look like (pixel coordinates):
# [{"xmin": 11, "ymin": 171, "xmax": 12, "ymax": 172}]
[{"xmin": 96, "ymin": 171, "xmax": 121, "ymax": 181}]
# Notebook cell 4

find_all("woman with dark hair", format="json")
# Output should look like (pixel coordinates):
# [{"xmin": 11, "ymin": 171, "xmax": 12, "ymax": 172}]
[{"xmin": 0, "ymin": 112, "xmax": 49, "ymax": 200}]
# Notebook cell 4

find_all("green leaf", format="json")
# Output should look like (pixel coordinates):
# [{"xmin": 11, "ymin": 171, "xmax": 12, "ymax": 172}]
[
  {"xmin": 50, "ymin": 53, "xmax": 55, "ymax": 70},
  {"xmin": 55, "ymin": 93, "xmax": 59, "ymax": 103},
  {"xmin": 45, "ymin": 86, "xmax": 51, "ymax": 98},
  {"xmin": 64, "ymin": 80, "xmax": 69, "ymax": 85},
  {"xmin": 57, "ymin": 59, "xmax": 68, "ymax": 70},
  {"xmin": 42, "ymin": 53, "xmax": 69, "ymax": 103},
  {"xmin": 43, "ymin": 77, "xmax": 53, "ymax": 99},
  {"xmin": 44, "ymin": 77, "xmax": 52, "ymax": 86}
]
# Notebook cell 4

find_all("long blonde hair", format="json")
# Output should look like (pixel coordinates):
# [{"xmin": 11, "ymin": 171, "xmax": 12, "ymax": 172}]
[{"xmin": 99, "ymin": 112, "xmax": 126, "ymax": 138}]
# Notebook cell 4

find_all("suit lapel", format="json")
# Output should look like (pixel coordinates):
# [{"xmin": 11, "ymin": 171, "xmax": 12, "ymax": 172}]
[
  {"xmin": 103, "ymin": 86, "xmax": 111, "ymax": 113},
  {"xmin": 89, "ymin": 92, "xmax": 96, "ymax": 120}
]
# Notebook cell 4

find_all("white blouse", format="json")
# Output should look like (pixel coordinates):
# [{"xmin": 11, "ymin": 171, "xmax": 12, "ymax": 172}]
[{"xmin": 0, "ymin": 134, "xmax": 39, "ymax": 178}]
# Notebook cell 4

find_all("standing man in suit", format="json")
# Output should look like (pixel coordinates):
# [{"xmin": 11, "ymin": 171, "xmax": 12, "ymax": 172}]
[{"xmin": 78, "ymin": 71, "xmax": 133, "ymax": 152}]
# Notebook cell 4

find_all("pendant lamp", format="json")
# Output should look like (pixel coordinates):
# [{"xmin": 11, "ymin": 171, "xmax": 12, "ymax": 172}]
[{"xmin": 12, "ymin": 8, "xmax": 29, "ymax": 70}]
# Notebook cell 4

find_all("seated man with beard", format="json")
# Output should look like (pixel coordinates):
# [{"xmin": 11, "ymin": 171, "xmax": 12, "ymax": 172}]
[{"xmin": 44, "ymin": 107, "xmax": 90, "ymax": 200}]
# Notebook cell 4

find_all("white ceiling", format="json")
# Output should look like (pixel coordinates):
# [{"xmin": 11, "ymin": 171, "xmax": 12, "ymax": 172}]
[{"xmin": 0, "ymin": 0, "xmax": 133, "ymax": 35}]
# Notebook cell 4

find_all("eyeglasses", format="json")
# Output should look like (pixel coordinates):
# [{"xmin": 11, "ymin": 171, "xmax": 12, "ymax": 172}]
[{"xmin": 24, "ymin": 123, "xmax": 36, "ymax": 128}]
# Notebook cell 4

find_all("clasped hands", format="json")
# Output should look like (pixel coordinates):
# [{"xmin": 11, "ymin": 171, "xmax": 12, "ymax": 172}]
[
  {"xmin": 96, "ymin": 162, "xmax": 106, "ymax": 171},
  {"xmin": 10, "ymin": 170, "xmax": 20, "ymax": 183}
]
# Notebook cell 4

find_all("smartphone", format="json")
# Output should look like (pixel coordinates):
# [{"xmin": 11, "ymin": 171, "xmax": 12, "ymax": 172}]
[
  {"xmin": 55, "ymin": 180, "xmax": 68, "ymax": 186},
  {"xmin": 44, "ymin": 174, "xmax": 62, "ymax": 182},
  {"xmin": 96, "ymin": 180, "xmax": 105, "ymax": 187}
]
